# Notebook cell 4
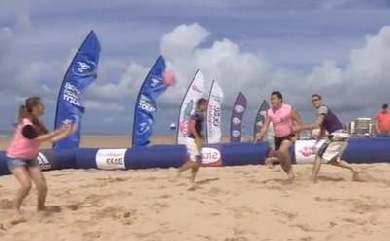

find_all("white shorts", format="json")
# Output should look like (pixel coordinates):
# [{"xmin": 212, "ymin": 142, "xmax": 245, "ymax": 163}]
[
  {"xmin": 317, "ymin": 130, "xmax": 349, "ymax": 163},
  {"xmin": 186, "ymin": 137, "xmax": 201, "ymax": 162}
]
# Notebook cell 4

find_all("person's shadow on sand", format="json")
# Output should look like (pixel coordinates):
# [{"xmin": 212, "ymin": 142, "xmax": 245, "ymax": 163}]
[
  {"xmin": 316, "ymin": 176, "xmax": 346, "ymax": 182},
  {"xmin": 196, "ymin": 177, "xmax": 220, "ymax": 185},
  {"xmin": 40, "ymin": 204, "xmax": 80, "ymax": 214},
  {"xmin": 260, "ymin": 178, "xmax": 292, "ymax": 184}
]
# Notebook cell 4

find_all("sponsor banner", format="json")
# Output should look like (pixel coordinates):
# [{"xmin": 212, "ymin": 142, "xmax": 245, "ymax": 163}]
[
  {"xmin": 253, "ymin": 100, "xmax": 274, "ymax": 145},
  {"xmin": 177, "ymin": 70, "xmax": 205, "ymax": 144},
  {"xmin": 230, "ymin": 92, "xmax": 247, "ymax": 142},
  {"xmin": 132, "ymin": 56, "xmax": 172, "ymax": 147},
  {"xmin": 201, "ymin": 144, "xmax": 222, "ymax": 167},
  {"xmin": 53, "ymin": 31, "xmax": 101, "ymax": 149},
  {"xmin": 294, "ymin": 139, "xmax": 326, "ymax": 164},
  {"xmin": 206, "ymin": 80, "xmax": 223, "ymax": 144},
  {"xmin": 96, "ymin": 149, "xmax": 127, "ymax": 170}
]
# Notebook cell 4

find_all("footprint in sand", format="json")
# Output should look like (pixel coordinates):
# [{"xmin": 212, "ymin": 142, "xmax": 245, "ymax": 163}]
[
  {"xmin": 351, "ymin": 200, "xmax": 390, "ymax": 214},
  {"xmin": 355, "ymin": 172, "xmax": 390, "ymax": 185},
  {"xmin": 291, "ymin": 224, "xmax": 325, "ymax": 233},
  {"xmin": 224, "ymin": 237, "xmax": 249, "ymax": 241},
  {"xmin": 0, "ymin": 199, "xmax": 13, "ymax": 209},
  {"xmin": 150, "ymin": 202, "xmax": 169, "ymax": 213},
  {"xmin": 92, "ymin": 206, "xmax": 137, "ymax": 225},
  {"xmin": 207, "ymin": 187, "xmax": 225, "ymax": 196},
  {"xmin": 84, "ymin": 192, "xmax": 132, "ymax": 206},
  {"xmin": 271, "ymin": 209, "xmax": 297, "ymax": 221},
  {"xmin": 248, "ymin": 178, "xmax": 263, "ymax": 184},
  {"xmin": 313, "ymin": 196, "xmax": 340, "ymax": 202},
  {"xmin": 342, "ymin": 217, "xmax": 367, "ymax": 225},
  {"xmin": 82, "ymin": 231, "xmax": 102, "ymax": 241},
  {"xmin": 0, "ymin": 215, "xmax": 28, "ymax": 231},
  {"xmin": 300, "ymin": 236, "xmax": 314, "ymax": 241},
  {"xmin": 158, "ymin": 194, "xmax": 171, "ymax": 199},
  {"xmin": 233, "ymin": 206, "xmax": 258, "ymax": 219}
]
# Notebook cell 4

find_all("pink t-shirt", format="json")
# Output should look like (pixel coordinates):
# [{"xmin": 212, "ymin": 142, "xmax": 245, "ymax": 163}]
[
  {"xmin": 267, "ymin": 103, "xmax": 293, "ymax": 137},
  {"xmin": 7, "ymin": 118, "xmax": 40, "ymax": 160}
]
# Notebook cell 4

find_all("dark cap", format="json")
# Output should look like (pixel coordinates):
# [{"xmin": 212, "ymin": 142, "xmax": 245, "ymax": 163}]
[{"xmin": 382, "ymin": 103, "xmax": 388, "ymax": 109}]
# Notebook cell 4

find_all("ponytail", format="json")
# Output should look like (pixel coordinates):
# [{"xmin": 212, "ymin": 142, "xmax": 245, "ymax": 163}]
[
  {"xmin": 15, "ymin": 96, "xmax": 48, "ymax": 134},
  {"xmin": 18, "ymin": 104, "xmax": 31, "ymax": 122}
]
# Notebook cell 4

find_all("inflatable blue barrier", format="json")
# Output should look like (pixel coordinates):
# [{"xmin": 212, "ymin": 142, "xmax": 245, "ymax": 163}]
[
  {"xmin": 40, "ymin": 148, "xmax": 78, "ymax": 170},
  {"xmin": 293, "ymin": 137, "xmax": 390, "ymax": 164},
  {"xmin": 75, "ymin": 143, "xmax": 269, "ymax": 170},
  {"xmin": 75, "ymin": 148, "xmax": 100, "ymax": 169},
  {"xmin": 1, "ymin": 138, "xmax": 390, "ymax": 176},
  {"xmin": 0, "ymin": 151, "xmax": 9, "ymax": 176},
  {"xmin": 128, "ymin": 145, "xmax": 187, "ymax": 169},
  {"xmin": 341, "ymin": 137, "xmax": 390, "ymax": 163},
  {"xmin": 0, "ymin": 143, "xmax": 269, "ymax": 175},
  {"xmin": 75, "ymin": 145, "xmax": 188, "ymax": 170},
  {"xmin": 0, "ymin": 148, "xmax": 77, "ymax": 176},
  {"xmin": 220, "ymin": 142, "xmax": 269, "ymax": 166}
]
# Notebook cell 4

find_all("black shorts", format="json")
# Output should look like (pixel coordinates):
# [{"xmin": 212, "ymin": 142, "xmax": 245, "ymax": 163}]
[{"xmin": 274, "ymin": 134, "xmax": 295, "ymax": 151}]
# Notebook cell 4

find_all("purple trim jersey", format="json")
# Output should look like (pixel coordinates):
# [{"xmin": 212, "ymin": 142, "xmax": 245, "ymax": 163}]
[{"xmin": 318, "ymin": 105, "xmax": 344, "ymax": 133}]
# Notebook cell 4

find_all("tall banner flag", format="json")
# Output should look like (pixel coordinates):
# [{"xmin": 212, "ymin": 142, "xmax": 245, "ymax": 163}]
[
  {"xmin": 230, "ymin": 92, "xmax": 247, "ymax": 142},
  {"xmin": 53, "ymin": 30, "xmax": 101, "ymax": 149},
  {"xmin": 206, "ymin": 80, "xmax": 224, "ymax": 144},
  {"xmin": 176, "ymin": 70, "xmax": 205, "ymax": 145},
  {"xmin": 253, "ymin": 100, "xmax": 274, "ymax": 143},
  {"xmin": 132, "ymin": 56, "xmax": 175, "ymax": 147}
]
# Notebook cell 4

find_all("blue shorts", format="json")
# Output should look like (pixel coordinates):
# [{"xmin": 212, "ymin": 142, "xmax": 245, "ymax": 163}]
[{"xmin": 6, "ymin": 158, "xmax": 39, "ymax": 171}]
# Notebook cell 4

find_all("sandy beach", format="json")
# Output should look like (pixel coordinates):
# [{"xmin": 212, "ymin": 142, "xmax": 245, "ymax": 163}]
[{"xmin": 1, "ymin": 136, "xmax": 390, "ymax": 240}]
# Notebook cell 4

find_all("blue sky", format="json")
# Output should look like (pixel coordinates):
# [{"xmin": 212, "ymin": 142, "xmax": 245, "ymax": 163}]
[{"xmin": 1, "ymin": 0, "xmax": 390, "ymax": 136}]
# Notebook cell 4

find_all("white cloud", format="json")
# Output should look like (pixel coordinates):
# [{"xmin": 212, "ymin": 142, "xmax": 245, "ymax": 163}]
[
  {"xmin": 160, "ymin": 23, "xmax": 210, "ymax": 60},
  {"xmin": 158, "ymin": 23, "xmax": 271, "ymax": 106},
  {"xmin": 348, "ymin": 26, "xmax": 390, "ymax": 78},
  {"xmin": 157, "ymin": 23, "xmax": 390, "ymax": 126},
  {"xmin": 83, "ymin": 100, "xmax": 125, "ymax": 113},
  {"xmin": 1, "ymin": 1, "xmax": 390, "ymax": 134},
  {"xmin": 87, "ymin": 22, "xmax": 390, "ymax": 122},
  {"xmin": 88, "ymin": 62, "xmax": 147, "ymax": 100}
]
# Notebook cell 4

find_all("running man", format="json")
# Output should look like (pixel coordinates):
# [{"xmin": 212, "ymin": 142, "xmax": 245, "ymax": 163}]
[
  {"xmin": 177, "ymin": 98, "xmax": 208, "ymax": 189},
  {"xmin": 293, "ymin": 94, "xmax": 360, "ymax": 182},
  {"xmin": 255, "ymin": 91, "xmax": 302, "ymax": 180}
]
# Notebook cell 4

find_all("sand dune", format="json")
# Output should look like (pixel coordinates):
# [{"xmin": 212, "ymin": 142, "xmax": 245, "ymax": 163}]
[{"xmin": 1, "ymin": 163, "xmax": 390, "ymax": 240}]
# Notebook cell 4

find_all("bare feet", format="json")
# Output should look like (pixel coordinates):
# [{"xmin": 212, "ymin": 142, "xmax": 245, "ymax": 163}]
[
  {"xmin": 287, "ymin": 173, "xmax": 296, "ymax": 181},
  {"xmin": 187, "ymin": 182, "xmax": 197, "ymax": 191},
  {"xmin": 264, "ymin": 158, "xmax": 275, "ymax": 169}
]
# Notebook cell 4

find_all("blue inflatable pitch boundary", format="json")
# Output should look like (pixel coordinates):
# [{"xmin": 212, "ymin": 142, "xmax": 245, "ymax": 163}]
[
  {"xmin": 1, "ymin": 138, "xmax": 390, "ymax": 176},
  {"xmin": 0, "ymin": 143, "xmax": 269, "ymax": 176}
]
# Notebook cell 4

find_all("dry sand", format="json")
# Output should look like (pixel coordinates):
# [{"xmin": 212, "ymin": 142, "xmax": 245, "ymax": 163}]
[{"xmin": 0, "ymin": 136, "xmax": 390, "ymax": 240}]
